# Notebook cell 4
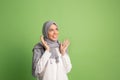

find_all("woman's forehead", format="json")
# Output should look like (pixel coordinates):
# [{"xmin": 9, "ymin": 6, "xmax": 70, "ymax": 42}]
[{"xmin": 49, "ymin": 24, "xmax": 58, "ymax": 29}]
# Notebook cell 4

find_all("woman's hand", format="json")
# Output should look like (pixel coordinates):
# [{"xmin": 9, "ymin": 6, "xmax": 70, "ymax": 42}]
[
  {"xmin": 40, "ymin": 36, "xmax": 50, "ymax": 51},
  {"xmin": 60, "ymin": 40, "xmax": 70, "ymax": 56}
]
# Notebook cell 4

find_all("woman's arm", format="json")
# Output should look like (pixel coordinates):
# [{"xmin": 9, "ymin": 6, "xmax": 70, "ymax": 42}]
[
  {"xmin": 33, "ymin": 48, "xmax": 51, "ymax": 77},
  {"xmin": 59, "ymin": 39, "xmax": 72, "ymax": 73},
  {"xmin": 61, "ymin": 53, "xmax": 72, "ymax": 73},
  {"xmin": 35, "ymin": 50, "xmax": 51, "ymax": 75}
]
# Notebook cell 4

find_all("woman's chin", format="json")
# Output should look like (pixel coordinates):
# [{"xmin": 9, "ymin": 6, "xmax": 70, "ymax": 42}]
[{"xmin": 51, "ymin": 38, "xmax": 58, "ymax": 41}]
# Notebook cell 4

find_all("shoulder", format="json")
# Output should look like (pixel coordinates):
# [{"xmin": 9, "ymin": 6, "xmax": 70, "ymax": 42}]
[
  {"xmin": 34, "ymin": 42, "xmax": 43, "ymax": 49},
  {"xmin": 32, "ymin": 42, "xmax": 45, "ymax": 51}
]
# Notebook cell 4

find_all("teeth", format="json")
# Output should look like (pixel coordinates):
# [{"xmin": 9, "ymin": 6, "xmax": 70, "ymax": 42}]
[
  {"xmin": 53, "ymin": 36, "xmax": 56, "ymax": 38},
  {"xmin": 53, "ymin": 35, "xmax": 57, "ymax": 38}
]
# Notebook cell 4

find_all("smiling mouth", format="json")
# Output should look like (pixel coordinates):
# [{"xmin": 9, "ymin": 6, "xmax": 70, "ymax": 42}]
[{"xmin": 53, "ymin": 35, "xmax": 58, "ymax": 38}]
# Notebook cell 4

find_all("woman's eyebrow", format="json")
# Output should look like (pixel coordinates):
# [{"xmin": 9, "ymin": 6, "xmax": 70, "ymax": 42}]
[{"xmin": 48, "ymin": 28, "xmax": 54, "ymax": 31}]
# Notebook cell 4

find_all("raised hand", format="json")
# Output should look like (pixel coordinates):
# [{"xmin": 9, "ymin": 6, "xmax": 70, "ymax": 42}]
[
  {"xmin": 60, "ymin": 39, "xmax": 70, "ymax": 56},
  {"xmin": 40, "ymin": 36, "xmax": 50, "ymax": 51}
]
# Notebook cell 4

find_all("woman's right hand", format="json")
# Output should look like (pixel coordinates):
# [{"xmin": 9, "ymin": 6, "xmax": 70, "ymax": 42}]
[{"xmin": 40, "ymin": 36, "xmax": 50, "ymax": 51}]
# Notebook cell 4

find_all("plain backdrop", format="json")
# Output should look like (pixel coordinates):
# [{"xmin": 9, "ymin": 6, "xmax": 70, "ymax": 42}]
[{"xmin": 0, "ymin": 0, "xmax": 120, "ymax": 80}]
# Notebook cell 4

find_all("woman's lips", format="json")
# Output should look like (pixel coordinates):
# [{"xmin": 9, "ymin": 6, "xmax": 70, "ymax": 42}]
[{"xmin": 53, "ymin": 35, "xmax": 58, "ymax": 38}]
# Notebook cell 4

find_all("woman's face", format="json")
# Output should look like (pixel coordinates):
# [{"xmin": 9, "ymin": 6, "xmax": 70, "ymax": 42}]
[{"xmin": 48, "ymin": 24, "xmax": 59, "ymax": 41}]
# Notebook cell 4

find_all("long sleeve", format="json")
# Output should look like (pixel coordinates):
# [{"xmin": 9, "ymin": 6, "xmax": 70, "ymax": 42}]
[
  {"xmin": 32, "ymin": 48, "xmax": 42, "ymax": 77},
  {"xmin": 35, "ymin": 50, "xmax": 51, "ymax": 76},
  {"xmin": 61, "ymin": 53, "xmax": 72, "ymax": 73}
]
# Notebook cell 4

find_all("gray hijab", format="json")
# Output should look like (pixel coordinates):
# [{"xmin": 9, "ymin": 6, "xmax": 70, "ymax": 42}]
[{"xmin": 41, "ymin": 20, "xmax": 60, "ymax": 63}]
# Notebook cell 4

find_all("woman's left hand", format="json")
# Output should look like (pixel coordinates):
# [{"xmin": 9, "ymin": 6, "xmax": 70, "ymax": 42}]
[{"xmin": 60, "ymin": 39, "xmax": 70, "ymax": 56}]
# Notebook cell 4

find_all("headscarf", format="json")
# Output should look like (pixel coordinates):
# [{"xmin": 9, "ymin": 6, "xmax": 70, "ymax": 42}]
[{"xmin": 42, "ymin": 20, "xmax": 60, "ymax": 63}]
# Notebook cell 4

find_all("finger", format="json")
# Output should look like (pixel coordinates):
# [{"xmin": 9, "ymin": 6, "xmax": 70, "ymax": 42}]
[
  {"xmin": 64, "ymin": 39, "xmax": 70, "ymax": 49},
  {"xmin": 40, "ymin": 35, "xmax": 45, "ymax": 44},
  {"xmin": 63, "ymin": 40, "xmax": 68, "ymax": 47},
  {"xmin": 63, "ymin": 40, "xmax": 66, "ymax": 45},
  {"xmin": 66, "ymin": 39, "xmax": 70, "ymax": 46},
  {"xmin": 62, "ymin": 40, "xmax": 66, "ymax": 47},
  {"xmin": 60, "ymin": 43, "xmax": 63, "ymax": 48},
  {"xmin": 65, "ymin": 40, "xmax": 68, "ymax": 46}
]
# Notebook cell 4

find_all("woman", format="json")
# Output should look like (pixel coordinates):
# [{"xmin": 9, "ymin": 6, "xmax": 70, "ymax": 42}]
[{"xmin": 32, "ymin": 21, "xmax": 72, "ymax": 80}]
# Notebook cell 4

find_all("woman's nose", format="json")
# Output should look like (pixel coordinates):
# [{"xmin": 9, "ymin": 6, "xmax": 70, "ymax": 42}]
[{"xmin": 54, "ymin": 30, "xmax": 58, "ymax": 34}]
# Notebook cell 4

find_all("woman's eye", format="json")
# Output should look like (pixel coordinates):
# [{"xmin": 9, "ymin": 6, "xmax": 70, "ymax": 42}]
[
  {"xmin": 49, "ymin": 29, "xmax": 53, "ymax": 32},
  {"xmin": 56, "ymin": 28, "xmax": 59, "ymax": 31}
]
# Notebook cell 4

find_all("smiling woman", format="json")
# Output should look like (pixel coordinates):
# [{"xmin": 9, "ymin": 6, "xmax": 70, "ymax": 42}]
[{"xmin": 32, "ymin": 21, "xmax": 72, "ymax": 80}]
